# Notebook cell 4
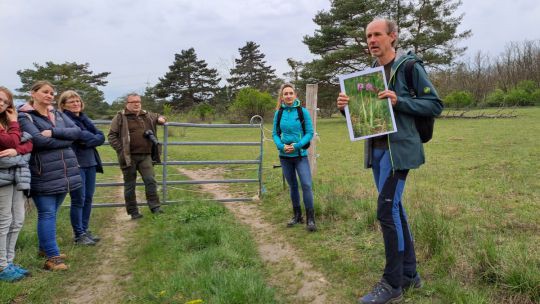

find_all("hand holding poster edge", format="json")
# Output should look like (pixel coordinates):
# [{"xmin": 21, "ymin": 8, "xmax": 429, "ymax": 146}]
[{"xmin": 338, "ymin": 66, "xmax": 397, "ymax": 141}]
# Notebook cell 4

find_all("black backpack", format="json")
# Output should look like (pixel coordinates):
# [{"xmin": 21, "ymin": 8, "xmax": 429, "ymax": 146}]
[
  {"xmin": 404, "ymin": 59, "xmax": 438, "ymax": 143},
  {"xmin": 276, "ymin": 107, "xmax": 311, "ymax": 149}
]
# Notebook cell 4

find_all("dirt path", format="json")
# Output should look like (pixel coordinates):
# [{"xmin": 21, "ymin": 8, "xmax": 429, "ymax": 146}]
[
  {"xmin": 178, "ymin": 167, "xmax": 332, "ymax": 304},
  {"xmin": 63, "ymin": 189, "xmax": 135, "ymax": 304}
]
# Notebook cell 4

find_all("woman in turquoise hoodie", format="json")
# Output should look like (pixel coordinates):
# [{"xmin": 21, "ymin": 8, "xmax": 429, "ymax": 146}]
[{"xmin": 272, "ymin": 84, "xmax": 316, "ymax": 231}]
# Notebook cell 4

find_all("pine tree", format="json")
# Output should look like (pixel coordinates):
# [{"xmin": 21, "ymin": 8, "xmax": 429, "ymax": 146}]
[
  {"xmin": 155, "ymin": 48, "xmax": 221, "ymax": 110},
  {"xmin": 228, "ymin": 41, "xmax": 277, "ymax": 92},
  {"xmin": 301, "ymin": 0, "xmax": 471, "ymax": 116},
  {"xmin": 141, "ymin": 85, "xmax": 164, "ymax": 114},
  {"xmin": 403, "ymin": 0, "xmax": 472, "ymax": 66},
  {"xmin": 303, "ymin": 0, "xmax": 471, "ymax": 76},
  {"xmin": 17, "ymin": 61, "xmax": 110, "ymax": 118}
]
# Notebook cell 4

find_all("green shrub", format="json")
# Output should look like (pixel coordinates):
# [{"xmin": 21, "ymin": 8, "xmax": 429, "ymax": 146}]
[
  {"xmin": 444, "ymin": 90, "xmax": 475, "ymax": 108},
  {"xmin": 515, "ymin": 80, "xmax": 538, "ymax": 93},
  {"xmin": 532, "ymin": 89, "xmax": 540, "ymax": 106},
  {"xmin": 229, "ymin": 87, "xmax": 275, "ymax": 123},
  {"xmin": 508, "ymin": 80, "xmax": 540, "ymax": 106},
  {"xmin": 485, "ymin": 81, "xmax": 539, "ymax": 107},
  {"xmin": 505, "ymin": 88, "xmax": 533, "ymax": 106},
  {"xmin": 190, "ymin": 103, "xmax": 215, "ymax": 122},
  {"xmin": 484, "ymin": 89, "xmax": 506, "ymax": 107}
]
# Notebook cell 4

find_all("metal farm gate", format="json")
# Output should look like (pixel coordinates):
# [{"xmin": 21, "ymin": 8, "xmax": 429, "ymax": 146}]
[{"xmin": 89, "ymin": 116, "xmax": 264, "ymax": 208}]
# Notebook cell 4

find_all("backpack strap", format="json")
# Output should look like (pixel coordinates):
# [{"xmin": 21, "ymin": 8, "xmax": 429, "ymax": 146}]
[
  {"xmin": 276, "ymin": 107, "xmax": 284, "ymax": 137},
  {"xmin": 404, "ymin": 59, "xmax": 419, "ymax": 97},
  {"xmin": 296, "ymin": 107, "xmax": 306, "ymax": 136}
]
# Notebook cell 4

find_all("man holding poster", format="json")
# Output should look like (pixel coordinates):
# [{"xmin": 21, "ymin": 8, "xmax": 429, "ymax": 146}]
[{"xmin": 337, "ymin": 18, "xmax": 443, "ymax": 304}]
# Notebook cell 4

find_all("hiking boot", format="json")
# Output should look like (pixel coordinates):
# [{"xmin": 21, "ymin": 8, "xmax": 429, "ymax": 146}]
[
  {"xmin": 287, "ymin": 206, "xmax": 303, "ymax": 227},
  {"xmin": 38, "ymin": 250, "xmax": 67, "ymax": 259},
  {"xmin": 131, "ymin": 212, "xmax": 143, "ymax": 220},
  {"xmin": 74, "ymin": 233, "xmax": 97, "ymax": 246},
  {"xmin": 358, "ymin": 279, "xmax": 403, "ymax": 304},
  {"xmin": 151, "ymin": 207, "xmax": 163, "ymax": 214},
  {"xmin": 306, "ymin": 208, "xmax": 317, "ymax": 232},
  {"xmin": 402, "ymin": 273, "xmax": 423, "ymax": 290},
  {"xmin": 8, "ymin": 263, "xmax": 30, "ymax": 276},
  {"xmin": 44, "ymin": 256, "xmax": 68, "ymax": 271},
  {"xmin": 85, "ymin": 230, "xmax": 101, "ymax": 242},
  {"xmin": 0, "ymin": 265, "xmax": 25, "ymax": 282}
]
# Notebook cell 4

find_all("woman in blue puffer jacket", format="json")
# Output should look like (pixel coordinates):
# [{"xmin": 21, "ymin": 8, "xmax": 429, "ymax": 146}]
[
  {"xmin": 272, "ymin": 83, "xmax": 316, "ymax": 232},
  {"xmin": 18, "ymin": 81, "xmax": 82, "ymax": 271}
]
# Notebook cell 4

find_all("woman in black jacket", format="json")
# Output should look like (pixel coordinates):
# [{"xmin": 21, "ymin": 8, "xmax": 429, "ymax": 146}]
[
  {"xmin": 18, "ymin": 81, "xmax": 82, "ymax": 271},
  {"xmin": 58, "ymin": 90, "xmax": 104, "ymax": 246}
]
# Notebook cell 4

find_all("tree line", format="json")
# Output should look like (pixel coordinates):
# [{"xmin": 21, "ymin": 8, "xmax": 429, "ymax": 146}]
[
  {"xmin": 432, "ymin": 40, "xmax": 540, "ymax": 108},
  {"xmin": 14, "ymin": 41, "xmax": 280, "ymax": 120},
  {"xmin": 12, "ymin": 0, "xmax": 540, "ymax": 121}
]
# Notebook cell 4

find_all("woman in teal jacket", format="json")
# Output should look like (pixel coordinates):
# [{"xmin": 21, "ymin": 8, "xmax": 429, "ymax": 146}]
[{"xmin": 272, "ymin": 83, "xmax": 316, "ymax": 231}]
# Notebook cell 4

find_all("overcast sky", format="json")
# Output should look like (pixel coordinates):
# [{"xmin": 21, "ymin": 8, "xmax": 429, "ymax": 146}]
[{"xmin": 1, "ymin": 0, "xmax": 538, "ymax": 102}]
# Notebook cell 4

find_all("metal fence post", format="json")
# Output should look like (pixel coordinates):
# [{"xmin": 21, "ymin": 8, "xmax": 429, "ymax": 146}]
[
  {"xmin": 250, "ymin": 115, "xmax": 264, "ymax": 198},
  {"xmin": 162, "ymin": 123, "xmax": 169, "ymax": 204}
]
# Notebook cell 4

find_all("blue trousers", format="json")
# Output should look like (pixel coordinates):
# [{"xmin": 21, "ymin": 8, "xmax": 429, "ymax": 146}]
[
  {"xmin": 372, "ymin": 148, "xmax": 417, "ymax": 288},
  {"xmin": 69, "ymin": 166, "xmax": 97, "ymax": 237},
  {"xmin": 33, "ymin": 193, "xmax": 67, "ymax": 258},
  {"xmin": 280, "ymin": 156, "xmax": 314, "ymax": 210}
]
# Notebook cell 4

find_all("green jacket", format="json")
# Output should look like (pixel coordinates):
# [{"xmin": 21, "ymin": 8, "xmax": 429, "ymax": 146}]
[
  {"xmin": 108, "ymin": 110, "xmax": 161, "ymax": 168},
  {"xmin": 364, "ymin": 52, "xmax": 443, "ymax": 170}
]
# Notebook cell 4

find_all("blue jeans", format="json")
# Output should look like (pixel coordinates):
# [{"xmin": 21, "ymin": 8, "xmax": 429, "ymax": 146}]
[
  {"xmin": 280, "ymin": 156, "xmax": 314, "ymax": 210},
  {"xmin": 69, "ymin": 166, "xmax": 97, "ymax": 237},
  {"xmin": 372, "ymin": 148, "xmax": 417, "ymax": 288},
  {"xmin": 33, "ymin": 193, "xmax": 67, "ymax": 258}
]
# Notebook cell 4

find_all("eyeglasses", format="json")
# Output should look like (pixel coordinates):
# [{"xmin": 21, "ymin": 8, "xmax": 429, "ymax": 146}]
[
  {"xmin": 127, "ymin": 101, "xmax": 141, "ymax": 104},
  {"xmin": 65, "ymin": 100, "xmax": 81, "ymax": 104}
]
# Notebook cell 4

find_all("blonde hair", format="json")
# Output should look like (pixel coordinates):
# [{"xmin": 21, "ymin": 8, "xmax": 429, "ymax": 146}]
[
  {"xmin": 275, "ymin": 83, "xmax": 295, "ymax": 110},
  {"xmin": 29, "ymin": 80, "xmax": 55, "ymax": 105},
  {"xmin": 58, "ymin": 90, "xmax": 85, "ymax": 112},
  {"xmin": 0, "ymin": 86, "xmax": 14, "ymax": 128}
]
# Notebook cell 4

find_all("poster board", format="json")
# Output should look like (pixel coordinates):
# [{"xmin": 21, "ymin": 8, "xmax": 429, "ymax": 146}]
[{"xmin": 338, "ymin": 67, "xmax": 397, "ymax": 141}]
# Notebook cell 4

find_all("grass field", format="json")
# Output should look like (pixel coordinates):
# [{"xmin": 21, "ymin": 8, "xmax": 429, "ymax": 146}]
[
  {"xmin": 0, "ymin": 107, "xmax": 538, "ymax": 303},
  {"xmin": 259, "ymin": 107, "xmax": 539, "ymax": 303}
]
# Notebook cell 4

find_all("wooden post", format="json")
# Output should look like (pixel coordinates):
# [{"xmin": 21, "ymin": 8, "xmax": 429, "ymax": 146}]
[{"xmin": 305, "ymin": 84, "xmax": 318, "ymax": 176}]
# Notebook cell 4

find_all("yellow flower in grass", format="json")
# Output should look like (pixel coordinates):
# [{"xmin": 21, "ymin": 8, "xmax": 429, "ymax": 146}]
[{"xmin": 185, "ymin": 300, "xmax": 204, "ymax": 304}]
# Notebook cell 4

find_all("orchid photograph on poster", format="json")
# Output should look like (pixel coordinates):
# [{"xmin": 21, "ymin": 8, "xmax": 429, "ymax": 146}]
[{"xmin": 339, "ymin": 67, "xmax": 397, "ymax": 141}]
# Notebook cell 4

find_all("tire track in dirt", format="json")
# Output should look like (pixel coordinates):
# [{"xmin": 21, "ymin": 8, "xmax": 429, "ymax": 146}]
[
  {"xmin": 62, "ymin": 185, "xmax": 136, "ymax": 304},
  {"xmin": 178, "ymin": 167, "xmax": 332, "ymax": 304}
]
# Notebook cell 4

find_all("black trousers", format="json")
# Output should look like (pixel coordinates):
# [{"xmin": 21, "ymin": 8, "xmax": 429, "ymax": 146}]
[{"xmin": 121, "ymin": 154, "xmax": 160, "ymax": 215}]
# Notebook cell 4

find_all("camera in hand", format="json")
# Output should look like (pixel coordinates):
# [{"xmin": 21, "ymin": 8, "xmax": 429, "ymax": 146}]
[{"xmin": 143, "ymin": 130, "xmax": 159, "ymax": 145}]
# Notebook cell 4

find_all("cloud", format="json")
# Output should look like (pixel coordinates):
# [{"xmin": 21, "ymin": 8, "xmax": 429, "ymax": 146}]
[
  {"xmin": 0, "ymin": 0, "xmax": 330, "ymax": 99},
  {"xmin": 1, "ymin": 0, "xmax": 538, "ymax": 100}
]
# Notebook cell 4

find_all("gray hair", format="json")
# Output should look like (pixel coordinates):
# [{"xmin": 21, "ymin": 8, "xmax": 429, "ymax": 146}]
[
  {"xmin": 125, "ymin": 93, "xmax": 140, "ymax": 102},
  {"xmin": 369, "ymin": 18, "xmax": 399, "ymax": 48}
]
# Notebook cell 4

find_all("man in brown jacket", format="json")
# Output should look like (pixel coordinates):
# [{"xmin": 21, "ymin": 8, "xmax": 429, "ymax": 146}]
[{"xmin": 108, "ymin": 93, "xmax": 166, "ymax": 219}]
